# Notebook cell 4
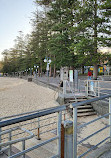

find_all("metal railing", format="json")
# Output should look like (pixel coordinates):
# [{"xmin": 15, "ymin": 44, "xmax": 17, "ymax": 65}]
[
  {"xmin": 86, "ymin": 80, "xmax": 111, "ymax": 99},
  {"xmin": 0, "ymin": 104, "xmax": 72, "ymax": 158},
  {"xmin": 0, "ymin": 94, "xmax": 111, "ymax": 157},
  {"xmin": 70, "ymin": 94, "xmax": 111, "ymax": 158}
]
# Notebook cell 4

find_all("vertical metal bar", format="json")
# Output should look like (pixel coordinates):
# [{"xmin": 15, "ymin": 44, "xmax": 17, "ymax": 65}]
[
  {"xmin": 0, "ymin": 118, "xmax": 1, "ymax": 151},
  {"xmin": 86, "ymin": 80, "xmax": 88, "ymax": 97},
  {"xmin": 63, "ymin": 80, "xmax": 66, "ymax": 96},
  {"xmin": 73, "ymin": 107, "xmax": 77, "ymax": 158},
  {"xmin": 98, "ymin": 81, "xmax": 100, "ymax": 97},
  {"xmin": 78, "ymin": 79, "xmax": 80, "ymax": 92},
  {"xmin": 57, "ymin": 111, "xmax": 62, "ymax": 157},
  {"xmin": 109, "ymin": 97, "xmax": 111, "ymax": 142},
  {"xmin": 8, "ymin": 132, "xmax": 12, "ymax": 156},
  {"xmin": 37, "ymin": 117, "xmax": 41, "ymax": 140},
  {"xmin": 22, "ymin": 140, "xmax": 25, "ymax": 158}
]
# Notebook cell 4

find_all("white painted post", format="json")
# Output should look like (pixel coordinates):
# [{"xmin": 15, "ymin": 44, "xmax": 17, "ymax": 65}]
[{"xmin": 109, "ymin": 97, "xmax": 111, "ymax": 142}]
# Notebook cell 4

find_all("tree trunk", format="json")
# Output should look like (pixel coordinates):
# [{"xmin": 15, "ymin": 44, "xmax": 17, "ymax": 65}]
[
  {"xmin": 93, "ymin": 64, "xmax": 98, "ymax": 79},
  {"xmin": 40, "ymin": 60, "xmax": 42, "ymax": 77},
  {"xmin": 81, "ymin": 66, "xmax": 84, "ymax": 74},
  {"xmin": 49, "ymin": 65, "xmax": 52, "ymax": 77},
  {"xmin": 53, "ymin": 64, "xmax": 56, "ymax": 78},
  {"xmin": 38, "ymin": 69, "xmax": 40, "ymax": 77}
]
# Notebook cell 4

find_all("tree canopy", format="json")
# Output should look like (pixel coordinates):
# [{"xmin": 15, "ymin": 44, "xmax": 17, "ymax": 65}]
[{"xmin": 1, "ymin": 0, "xmax": 111, "ymax": 78}]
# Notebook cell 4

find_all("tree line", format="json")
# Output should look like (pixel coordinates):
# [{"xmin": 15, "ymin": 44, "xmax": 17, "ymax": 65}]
[{"xmin": 1, "ymin": 0, "xmax": 111, "ymax": 79}]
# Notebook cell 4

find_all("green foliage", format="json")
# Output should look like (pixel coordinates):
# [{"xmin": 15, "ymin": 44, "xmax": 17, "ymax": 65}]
[{"xmin": 1, "ymin": 0, "xmax": 111, "ymax": 77}]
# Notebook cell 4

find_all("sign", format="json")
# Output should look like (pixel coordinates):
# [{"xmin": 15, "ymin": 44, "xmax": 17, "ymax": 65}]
[{"xmin": 69, "ymin": 70, "xmax": 73, "ymax": 82}]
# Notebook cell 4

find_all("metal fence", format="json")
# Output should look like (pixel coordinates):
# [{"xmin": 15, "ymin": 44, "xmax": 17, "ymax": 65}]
[
  {"xmin": 0, "ymin": 105, "xmax": 72, "ymax": 158},
  {"xmin": 0, "ymin": 94, "xmax": 111, "ymax": 157},
  {"xmin": 71, "ymin": 94, "xmax": 111, "ymax": 158},
  {"xmin": 86, "ymin": 80, "xmax": 111, "ymax": 99}
]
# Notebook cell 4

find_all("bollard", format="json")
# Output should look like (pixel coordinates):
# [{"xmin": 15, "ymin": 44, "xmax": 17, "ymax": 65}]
[{"xmin": 64, "ymin": 120, "xmax": 73, "ymax": 158}]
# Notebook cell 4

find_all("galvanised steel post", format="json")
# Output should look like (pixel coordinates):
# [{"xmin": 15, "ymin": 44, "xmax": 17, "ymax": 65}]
[
  {"xmin": 64, "ymin": 120, "xmax": 73, "ymax": 158},
  {"xmin": 109, "ymin": 97, "xmax": 111, "ymax": 142},
  {"xmin": 22, "ymin": 140, "xmax": 25, "ymax": 158},
  {"xmin": 8, "ymin": 132, "xmax": 12, "ymax": 156},
  {"xmin": 57, "ymin": 111, "xmax": 62, "ymax": 157},
  {"xmin": 73, "ymin": 107, "xmax": 77, "ymax": 158}
]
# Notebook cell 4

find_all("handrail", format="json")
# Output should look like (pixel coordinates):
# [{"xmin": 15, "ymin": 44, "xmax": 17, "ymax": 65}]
[
  {"xmin": 0, "ymin": 127, "xmax": 34, "ymax": 147},
  {"xmin": 0, "ymin": 106, "xmax": 57, "ymax": 120},
  {"xmin": 9, "ymin": 136, "xmax": 59, "ymax": 158},
  {"xmin": 70, "ymin": 94, "xmax": 111, "ymax": 108},
  {"xmin": 0, "ymin": 105, "xmax": 66, "ymax": 128}
]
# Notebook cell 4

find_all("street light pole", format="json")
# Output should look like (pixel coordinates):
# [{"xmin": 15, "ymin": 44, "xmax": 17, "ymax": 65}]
[
  {"xmin": 44, "ymin": 58, "xmax": 51, "ymax": 77},
  {"xmin": 44, "ymin": 57, "xmax": 51, "ymax": 85},
  {"xmin": 34, "ymin": 65, "xmax": 39, "ymax": 78}
]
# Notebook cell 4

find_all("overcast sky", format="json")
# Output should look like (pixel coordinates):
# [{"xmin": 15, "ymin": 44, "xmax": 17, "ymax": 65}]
[{"xmin": 0, "ymin": 0, "xmax": 36, "ymax": 60}]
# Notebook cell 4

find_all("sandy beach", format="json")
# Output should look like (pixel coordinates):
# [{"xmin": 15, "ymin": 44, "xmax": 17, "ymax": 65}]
[{"xmin": 0, "ymin": 77, "xmax": 59, "ymax": 118}]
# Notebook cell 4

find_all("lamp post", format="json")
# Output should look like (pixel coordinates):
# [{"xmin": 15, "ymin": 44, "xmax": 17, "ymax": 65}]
[
  {"xmin": 29, "ymin": 68, "xmax": 31, "ymax": 76},
  {"xmin": 34, "ymin": 65, "xmax": 39, "ymax": 78},
  {"xmin": 44, "ymin": 58, "xmax": 51, "ymax": 77}
]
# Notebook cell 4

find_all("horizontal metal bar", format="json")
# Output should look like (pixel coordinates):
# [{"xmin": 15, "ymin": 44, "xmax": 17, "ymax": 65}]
[
  {"xmin": 78, "ymin": 137, "xmax": 110, "ymax": 158},
  {"xmin": 0, "ymin": 127, "xmax": 19, "ymax": 136},
  {"xmin": 20, "ymin": 127, "xmax": 34, "ymax": 136},
  {"xmin": 0, "ymin": 105, "xmax": 66, "ymax": 128},
  {"xmin": 40, "ymin": 128, "xmax": 57, "ymax": 135},
  {"xmin": 78, "ymin": 113, "xmax": 109, "ymax": 129},
  {"xmin": 0, "ymin": 134, "xmax": 34, "ymax": 147},
  {"xmin": 78, "ymin": 125, "xmax": 109, "ymax": 145},
  {"xmin": 71, "ymin": 94, "xmax": 111, "ymax": 108},
  {"xmin": 40, "ymin": 121, "xmax": 56, "ymax": 128},
  {"xmin": 0, "ymin": 128, "xmax": 34, "ymax": 147},
  {"xmin": 0, "ymin": 147, "xmax": 9, "ymax": 153},
  {"xmin": 0, "ymin": 106, "xmax": 55, "ymax": 120},
  {"xmin": 9, "ymin": 136, "xmax": 59, "ymax": 158},
  {"xmin": 15, "ymin": 115, "xmax": 57, "ymax": 128}
]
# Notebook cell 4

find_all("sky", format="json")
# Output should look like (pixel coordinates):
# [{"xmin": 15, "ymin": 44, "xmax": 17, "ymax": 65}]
[{"xmin": 0, "ymin": 0, "xmax": 36, "ymax": 60}]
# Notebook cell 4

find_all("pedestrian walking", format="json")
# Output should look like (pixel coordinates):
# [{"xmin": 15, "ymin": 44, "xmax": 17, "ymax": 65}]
[{"xmin": 88, "ymin": 70, "xmax": 92, "ymax": 80}]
